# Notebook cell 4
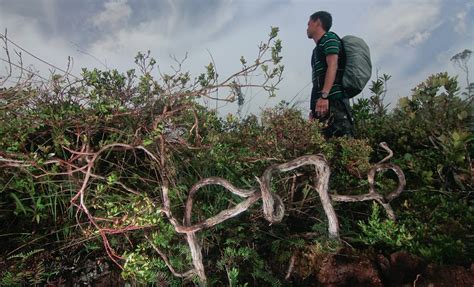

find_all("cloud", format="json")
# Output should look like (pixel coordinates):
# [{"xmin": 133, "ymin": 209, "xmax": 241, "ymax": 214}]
[
  {"xmin": 86, "ymin": 0, "xmax": 242, "ymax": 66},
  {"xmin": 454, "ymin": 1, "xmax": 474, "ymax": 34},
  {"xmin": 42, "ymin": 0, "xmax": 58, "ymax": 33},
  {"xmin": 408, "ymin": 31, "xmax": 431, "ymax": 47},
  {"xmin": 92, "ymin": 0, "xmax": 132, "ymax": 29},
  {"xmin": 366, "ymin": 0, "xmax": 442, "ymax": 52},
  {"xmin": 0, "ymin": 0, "xmax": 472, "ymax": 116},
  {"xmin": 455, "ymin": 11, "xmax": 468, "ymax": 34},
  {"xmin": 357, "ymin": 0, "xmax": 468, "ymax": 104},
  {"xmin": 0, "ymin": 12, "xmax": 89, "ymax": 81}
]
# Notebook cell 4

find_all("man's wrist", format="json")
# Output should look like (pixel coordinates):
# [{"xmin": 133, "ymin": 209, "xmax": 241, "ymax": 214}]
[{"xmin": 320, "ymin": 91, "xmax": 329, "ymax": 99}]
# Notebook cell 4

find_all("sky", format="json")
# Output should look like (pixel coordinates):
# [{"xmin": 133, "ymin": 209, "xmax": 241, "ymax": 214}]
[{"xmin": 0, "ymin": 0, "xmax": 473, "ymax": 116}]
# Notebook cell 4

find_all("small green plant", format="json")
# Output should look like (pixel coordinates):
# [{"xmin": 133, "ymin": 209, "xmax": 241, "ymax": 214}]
[
  {"xmin": 358, "ymin": 202, "xmax": 414, "ymax": 250},
  {"xmin": 0, "ymin": 271, "xmax": 21, "ymax": 287}
]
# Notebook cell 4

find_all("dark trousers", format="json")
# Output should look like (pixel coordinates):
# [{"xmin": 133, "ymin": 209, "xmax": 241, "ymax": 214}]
[{"xmin": 311, "ymin": 97, "xmax": 354, "ymax": 138}]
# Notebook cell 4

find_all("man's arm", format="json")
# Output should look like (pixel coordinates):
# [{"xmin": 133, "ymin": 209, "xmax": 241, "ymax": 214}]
[
  {"xmin": 315, "ymin": 54, "xmax": 338, "ymax": 116},
  {"xmin": 309, "ymin": 84, "xmax": 318, "ymax": 118},
  {"xmin": 322, "ymin": 54, "xmax": 338, "ymax": 94}
]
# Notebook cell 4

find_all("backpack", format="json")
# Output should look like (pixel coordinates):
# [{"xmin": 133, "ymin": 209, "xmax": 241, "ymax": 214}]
[{"xmin": 339, "ymin": 35, "xmax": 372, "ymax": 98}]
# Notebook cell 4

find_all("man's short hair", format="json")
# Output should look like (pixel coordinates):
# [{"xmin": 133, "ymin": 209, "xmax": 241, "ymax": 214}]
[{"xmin": 310, "ymin": 11, "xmax": 332, "ymax": 31}]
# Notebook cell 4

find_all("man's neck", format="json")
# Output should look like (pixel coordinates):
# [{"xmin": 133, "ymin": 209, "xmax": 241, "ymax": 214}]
[{"xmin": 313, "ymin": 30, "xmax": 327, "ymax": 44}]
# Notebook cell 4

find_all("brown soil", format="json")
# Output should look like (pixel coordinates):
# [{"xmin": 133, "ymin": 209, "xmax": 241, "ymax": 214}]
[
  {"xmin": 291, "ymin": 248, "xmax": 474, "ymax": 287},
  {"xmin": 3, "ymin": 248, "xmax": 472, "ymax": 286}
]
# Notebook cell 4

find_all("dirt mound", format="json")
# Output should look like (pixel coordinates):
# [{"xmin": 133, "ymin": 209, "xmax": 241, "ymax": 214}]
[
  {"xmin": 414, "ymin": 264, "xmax": 474, "ymax": 287},
  {"xmin": 317, "ymin": 250, "xmax": 383, "ymax": 286},
  {"xmin": 291, "ymin": 249, "xmax": 473, "ymax": 286}
]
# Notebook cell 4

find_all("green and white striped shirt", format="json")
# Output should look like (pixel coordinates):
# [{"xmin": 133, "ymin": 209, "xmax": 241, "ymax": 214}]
[{"xmin": 311, "ymin": 31, "xmax": 345, "ymax": 100}]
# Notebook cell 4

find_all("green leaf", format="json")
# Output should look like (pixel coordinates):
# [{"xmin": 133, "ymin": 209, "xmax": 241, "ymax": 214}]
[
  {"xmin": 10, "ymin": 193, "xmax": 27, "ymax": 215},
  {"xmin": 143, "ymin": 139, "xmax": 153, "ymax": 146}
]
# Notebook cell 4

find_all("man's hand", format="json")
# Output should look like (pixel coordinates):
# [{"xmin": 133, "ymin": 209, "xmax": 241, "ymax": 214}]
[{"xmin": 316, "ymin": 98, "xmax": 329, "ymax": 117}]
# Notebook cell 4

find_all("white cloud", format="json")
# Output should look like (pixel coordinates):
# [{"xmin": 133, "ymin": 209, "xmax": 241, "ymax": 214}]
[
  {"xmin": 408, "ymin": 31, "xmax": 431, "ymax": 47},
  {"xmin": 455, "ymin": 11, "xmax": 467, "ymax": 34},
  {"xmin": 92, "ymin": 0, "xmax": 132, "ymax": 29},
  {"xmin": 365, "ymin": 0, "xmax": 442, "ymax": 60},
  {"xmin": 358, "ymin": 0, "xmax": 448, "ymax": 104},
  {"xmin": 88, "ymin": 0, "xmax": 237, "ymax": 64},
  {"xmin": 0, "ymin": 0, "xmax": 471, "ymax": 115},
  {"xmin": 0, "ymin": 13, "xmax": 89, "ymax": 81},
  {"xmin": 42, "ymin": 0, "xmax": 58, "ymax": 33},
  {"xmin": 454, "ymin": 1, "xmax": 474, "ymax": 34}
]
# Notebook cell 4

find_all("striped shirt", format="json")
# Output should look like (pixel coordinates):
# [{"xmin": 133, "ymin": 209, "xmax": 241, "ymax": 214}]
[{"xmin": 311, "ymin": 31, "xmax": 345, "ymax": 100}]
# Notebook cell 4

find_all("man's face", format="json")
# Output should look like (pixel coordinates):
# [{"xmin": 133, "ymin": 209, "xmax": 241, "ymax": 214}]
[{"xmin": 307, "ymin": 18, "xmax": 318, "ymax": 39}]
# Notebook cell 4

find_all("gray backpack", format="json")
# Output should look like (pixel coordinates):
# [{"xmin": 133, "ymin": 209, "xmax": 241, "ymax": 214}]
[{"xmin": 340, "ymin": 35, "xmax": 372, "ymax": 98}]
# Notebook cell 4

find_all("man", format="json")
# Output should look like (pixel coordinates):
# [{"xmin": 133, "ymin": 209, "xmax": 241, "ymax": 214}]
[{"xmin": 307, "ymin": 11, "xmax": 354, "ymax": 137}]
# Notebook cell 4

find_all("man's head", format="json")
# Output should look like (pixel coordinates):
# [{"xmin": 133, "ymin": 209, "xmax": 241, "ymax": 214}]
[{"xmin": 307, "ymin": 11, "xmax": 332, "ymax": 39}]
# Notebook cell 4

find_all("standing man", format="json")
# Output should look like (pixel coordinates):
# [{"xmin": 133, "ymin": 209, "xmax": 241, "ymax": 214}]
[{"xmin": 307, "ymin": 11, "xmax": 354, "ymax": 137}]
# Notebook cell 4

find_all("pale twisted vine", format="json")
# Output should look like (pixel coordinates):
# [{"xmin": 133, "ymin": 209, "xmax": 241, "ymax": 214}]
[
  {"xmin": 330, "ymin": 142, "xmax": 406, "ymax": 220},
  {"xmin": 174, "ymin": 143, "xmax": 405, "ymax": 284}
]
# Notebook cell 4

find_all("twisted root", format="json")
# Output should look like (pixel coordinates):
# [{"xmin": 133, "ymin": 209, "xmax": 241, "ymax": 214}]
[
  {"xmin": 61, "ymin": 142, "xmax": 404, "ymax": 284},
  {"xmin": 330, "ymin": 142, "xmax": 406, "ymax": 220}
]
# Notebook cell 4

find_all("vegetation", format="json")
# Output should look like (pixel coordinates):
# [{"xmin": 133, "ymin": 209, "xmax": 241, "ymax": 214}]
[{"xmin": 0, "ymin": 29, "xmax": 472, "ymax": 285}]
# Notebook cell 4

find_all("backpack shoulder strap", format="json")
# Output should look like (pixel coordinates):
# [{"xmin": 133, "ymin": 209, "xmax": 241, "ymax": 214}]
[{"xmin": 332, "ymin": 33, "xmax": 347, "ymax": 67}]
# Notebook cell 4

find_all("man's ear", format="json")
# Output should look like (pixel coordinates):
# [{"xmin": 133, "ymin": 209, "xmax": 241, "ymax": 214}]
[{"xmin": 314, "ymin": 19, "xmax": 321, "ymax": 27}]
